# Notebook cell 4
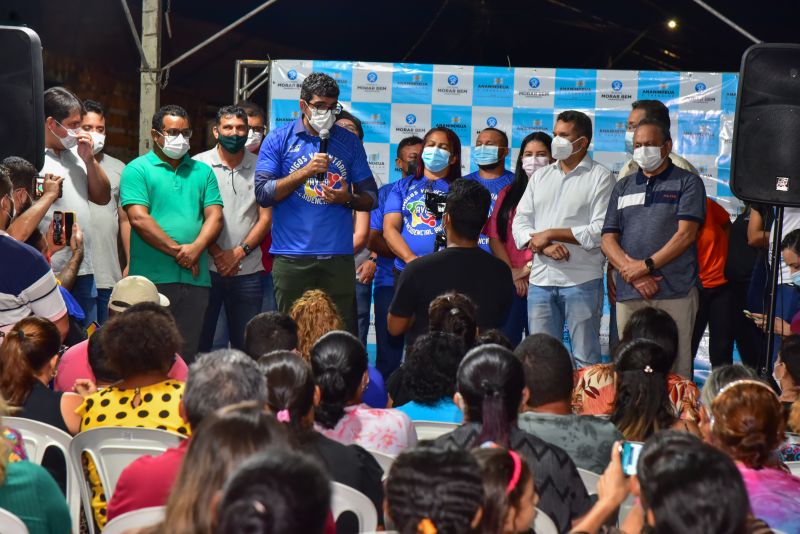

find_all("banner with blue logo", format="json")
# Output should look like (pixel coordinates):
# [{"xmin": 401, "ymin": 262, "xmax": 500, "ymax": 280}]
[{"xmin": 269, "ymin": 60, "xmax": 738, "ymax": 213}]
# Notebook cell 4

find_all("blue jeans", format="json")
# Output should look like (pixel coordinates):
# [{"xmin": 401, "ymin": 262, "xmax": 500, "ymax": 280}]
[
  {"xmin": 261, "ymin": 272, "xmax": 277, "ymax": 313},
  {"xmin": 72, "ymin": 274, "xmax": 98, "ymax": 328},
  {"xmin": 373, "ymin": 284, "xmax": 405, "ymax": 380},
  {"xmin": 96, "ymin": 287, "xmax": 112, "ymax": 325},
  {"xmin": 356, "ymin": 280, "xmax": 373, "ymax": 348},
  {"xmin": 500, "ymin": 292, "xmax": 528, "ymax": 347},
  {"xmin": 199, "ymin": 272, "xmax": 263, "ymax": 353},
  {"xmin": 528, "ymin": 278, "xmax": 603, "ymax": 368}
]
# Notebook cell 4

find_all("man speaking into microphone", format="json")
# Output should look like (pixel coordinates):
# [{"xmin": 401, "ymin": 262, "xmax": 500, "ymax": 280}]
[{"xmin": 255, "ymin": 72, "xmax": 377, "ymax": 334}]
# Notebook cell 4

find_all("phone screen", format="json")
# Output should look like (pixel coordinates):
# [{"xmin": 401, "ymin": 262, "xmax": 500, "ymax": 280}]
[
  {"xmin": 64, "ymin": 212, "xmax": 75, "ymax": 243},
  {"xmin": 621, "ymin": 441, "xmax": 644, "ymax": 476},
  {"xmin": 35, "ymin": 176, "xmax": 45, "ymax": 197},
  {"xmin": 53, "ymin": 211, "xmax": 64, "ymax": 245}
]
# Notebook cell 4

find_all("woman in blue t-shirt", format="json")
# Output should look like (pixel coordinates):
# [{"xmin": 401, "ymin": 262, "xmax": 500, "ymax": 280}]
[{"xmin": 383, "ymin": 127, "xmax": 462, "ymax": 277}]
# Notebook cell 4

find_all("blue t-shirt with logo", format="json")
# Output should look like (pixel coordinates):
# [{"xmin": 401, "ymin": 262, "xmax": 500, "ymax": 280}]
[
  {"xmin": 384, "ymin": 176, "xmax": 450, "ymax": 271},
  {"xmin": 370, "ymin": 183, "xmax": 397, "ymax": 288},
  {"xmin": 255, "ymin": 119, "xmax": 373, "ymax": 255},
  {"xmin": 462, "ymin": 170, "xmax": 515, "ymax": 252}
]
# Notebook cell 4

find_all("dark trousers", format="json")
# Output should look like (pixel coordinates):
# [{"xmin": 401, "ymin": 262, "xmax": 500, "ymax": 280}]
[
  {"xmin": 272, "ymin": 255, "xmax": 357, "ymax": 335},
  {"xmin": 500, "ymin": 292, "xmax": 529, "ymax": 347},
  {"xmin": 730, "ymin": 280, "xmax": 767, "ymax": 370},
  {"xmin": 356, "ymin": 280, "xmax": 373, "ymax": 348},
  {"xmin": 199, "ymin": 272, "xmax": 263, "ymax": 353},
  {"xmin": 373, "ymin": 284, "xmax": 405, "ymax": 380},
  {"xmin": 72, "ymin": 274, "xmax": 98, "ymax": 328},
  {"xmin": 691, "ymin": 283, "xmax": 736, "ymax": 367},
  {"xmin": 156, "ymin": 283, "xmax": 210, "ymax": 364}
]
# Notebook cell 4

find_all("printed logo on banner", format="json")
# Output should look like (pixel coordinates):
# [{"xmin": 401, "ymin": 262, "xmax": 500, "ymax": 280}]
[
  {"xmin": 596, "ymin": 70, "xmax": 637, "ymax": 110},
  {"xmin": 594, "ymin": 111, "xmax": 629, "ymax": 152},
  {"xmin": 471, "ymin": 107, "xmax": 512, "ymax": 145},
  {"xmin": 352, "ymin": 62, "xmax": 393, "ymax": 102},
  {"xmin": 716, "ymin": 115, "xmax": 734, "ymax": 170},
  {"xmin": 271, "ymin": 61, "xmax": 313, "ymax": 99},
  {"xmin": 389, "ymin": 143, "xmax": 403, "ymax": 183},
  {"xmin": 675, "ymin": 111, "xmax": 721, "ymax": 156},
  {"xmin": 269, "ymin": 99, "xmax": 302, "ymax": 130},
  {"xmin": 312, "ymin": 60, "xmax": 353, "ymax": 101},
  {"xmin": 554, "ymin": 68, "xmax": 597, "ymax": 109},
  {"xmin": 511, "ymin": 108, "xmax": 555, "ymax": 147},
  {"xmin": 637, "ymin": 71, "xmax": 681, "ymax": 109},
  {"xmin": 432, "ymin": 66, "xmax": 474, "ymax": 106},
  {"xmin": 689, "ymin": 155, "xmax": 720, "ymax": 197},
  {"xmin": 431, "ymin": 105, "xmax": 473, "ymax": 145},
  {"xmin": 391, "ymin": 103, "xmax": 431, "ymax": 143},
  {"xmin": 392, "ymin": 63, "xmax": 433, "ymax": 104},
  {"xmin": 514, "ymin": 68, "xmax": 556, "ymax": 108},
  {"xmin": 287, "ymin": 70, "xmax": 298, "ymax": 81},
  {"xmin": 679, "ymin": 72, "xmax": 721, "ymax": 111},
  {"xmin": 350, "ymin": 102, "xmax": 392, "ymax": 144},
  {"xmin": 721, "ymin": 73, "xmax": 738, "ymax": 115},
  {"xmin": 473, "ymin": 66, "xmax": 514, "ymax": 107},
  {"xmin": 364, "ymin": 142, "xmax": 391, "ymax": 188}
]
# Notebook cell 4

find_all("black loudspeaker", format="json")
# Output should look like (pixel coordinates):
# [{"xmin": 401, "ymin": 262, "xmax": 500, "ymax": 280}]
[
  {"xmin": 0, "ymin": 26, "xmax": 44, "ymax": 171},
  {"xmin": 731, "ymin": 43, "xmax": 800, "ymax": 206}
]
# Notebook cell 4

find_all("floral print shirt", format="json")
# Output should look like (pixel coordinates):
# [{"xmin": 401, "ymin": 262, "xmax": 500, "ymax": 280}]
[{"xmin": 315, "ymin": 403, "xmax": 417, "ymax": 455}]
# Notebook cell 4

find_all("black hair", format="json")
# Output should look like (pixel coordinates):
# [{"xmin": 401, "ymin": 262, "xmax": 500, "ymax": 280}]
[
  {"xmin": 244, "ymin": 312, "xmax": 299, "ymax": 360},
  {"xmin": 631, "ymin": 99, "xmax": 671, "ymax": 128},
  {"xmin": 336, "ymin": 109, "xmax": 364, "ymax": 140},
  {"xmin": 515, "ymin": 333, "xmax": 574, "ymax": 408},
  {"xmin": 780, "ymin": 335, "xmax": 800, "ymax": 384},
  {"xmin": 556, "ymin": 110, "xmax": 593, "ymax": 143},
  {"xmin": 611, "ymin": 338, "xmax": 677, "ymax": 441},
  {"xmin": 258, "ymin": 350, "xmax": 316, "ymax": 442},
  {"xmin": 402, "ymin": 332, "xmax": 466, "ymax": 406},
  {"xmin": 496, "ymin": 132, "xmax": 553, "ymax": 243},
  {"xmin": 309, "ymin": 331, "xmax": 367, "ymax": 429},
  {"xmin": 300, "ymin": 72, "xmax": 340, "ymax": 102},
  {"xmin": 475, "ymin": 329, "xmax": 514, "ymax": 351},
  {"xmin": 0, "ymin": 166, "xmax": 11, "ymax": 200},
  {"xmin": 480, "ymin": 127, "xmax": 509, "ymax": 147},
  {"xmin": 151, "ymin": 104, "xmax": 189, "ymax": 131},
  {"xmin": 182, "ymin": 350, "xmax": 267, "ymax": 430},
  {"xmin": 236, "ymin": 100, "xmax": 266, "ymax": 121},
  {"xmin": 215, "ymin": 105, "xmax": 247, "ymax": 126},
  {"xmin": 620, "ymin": 307, "xmax": 679, "ymax": 369},
  {"xmin": 635, "ymin": 117, "xmax": 672, "ymax": 143},
  {"xmin": 444, "ymin": 179, "xmax": 491, "ymax": 242},
  {"xmin": 1, "ymin": 156, "xmax": 37, "ymax": 192},
  {"xmin": 472, "ymin": 447, "xmax": 533, "ymax": 534},
  {"xmin": 43, "ymin": 86, "xmax": 83, "ymax": 122},
  {"xmin": 781, "ymin": 228, "xmax": 800, "ymax": 253},
  {"xmin": 82, "ymin": 99, "xmax": 105, "ymax": 117},
  {"xmin": 637, "ymin": 431, "xmax": 749, "ymax": 534},
  {"xmin": 215, "ymin": 450, "xmax": 331, "ymax": 534},
  {"xmin": 396, "ymin": 135, "xmax": 423, "ymax": 158},
  {"xmin": 457, "ymin": 344, "xmax": 525, "ymax": 448},
  {"xmin": 386, "ymin": 447, "xmax": 484, "ymax": 534},
  {"xmin": 87, "ymin": 328, "xmax": 120, "ymax": 384},
  {"xmin": 413, "ymin": 127, "xmax": 462, "ymax": 184},
  {"xmin": 428, "ymin": 292, "xmax": 478, "ymax": 348}
]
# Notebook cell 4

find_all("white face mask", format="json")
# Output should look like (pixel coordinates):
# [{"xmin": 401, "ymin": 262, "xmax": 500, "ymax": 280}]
[
  {"xmin": 551, "ymin": 135, "xmax": 584, "ymax": 161},
  {"xmin": 51, "ymin": 120, "xmax": 80, "ymax": 150},
  {"xmin": 306, "ymin": 106, "xmax": 336, "ymax": 133},
  {"xmin": 90, "ymin": 131, "xmax": 106, "ymax": 155},
  {"xmin": 160, "ymin": 133, "xmax": 190, "ymax": 159},
  {"xmin": 521, "ymin": 156, "xmax": 550, "ymax": 177},
  {"xmin": 633, "ymin": 145, "xmax": 666, "ymax": 172},
  {"xmin": 245, "ymin": 129, "xmax": 263, "ymax": 152},
  {"xmin": 624, "ymin": 130, "xmax": 635, "ymax": 154}
]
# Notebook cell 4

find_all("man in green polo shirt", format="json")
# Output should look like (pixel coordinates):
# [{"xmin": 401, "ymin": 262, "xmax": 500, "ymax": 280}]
[{"xmin": 120, "ymin": 104, "xmax": 223, "ymax": 360}]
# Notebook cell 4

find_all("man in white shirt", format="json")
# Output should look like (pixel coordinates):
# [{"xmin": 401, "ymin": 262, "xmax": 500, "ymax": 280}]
[
  {"xmin": 80, "ymin": 99, "xmax": 130, "ymax": 324},
  {"xmin": 512, "ymin": 110, "xmax": 614, "ymax": 368},
  {"xmin": 38, "ymin": 87, "xmax": 111, "ymax": 327},
  {"xmin": 194, "ymin": 105, "xmax": 271, "ymax": 352}
]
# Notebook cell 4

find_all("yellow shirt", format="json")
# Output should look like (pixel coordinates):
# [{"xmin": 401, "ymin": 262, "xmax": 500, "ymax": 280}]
[{"xmin": 76, "ymin": 379, "xmax": 190, "ymax": 528}]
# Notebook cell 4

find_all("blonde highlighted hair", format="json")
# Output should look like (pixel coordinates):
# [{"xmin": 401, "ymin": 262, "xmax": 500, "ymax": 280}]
[{"xmin": 289, "ymin": 290, "xmax": 344, "ymax": 360}]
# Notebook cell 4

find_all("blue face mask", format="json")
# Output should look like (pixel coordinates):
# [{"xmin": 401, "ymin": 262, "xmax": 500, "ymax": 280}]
[
  {"xmin": 422, "ymin": 146, "xmax": 451, "ymax": 173},
  {"xmin": 473, "ymin": 144, "xmax": 500, "ymax": 166},
  {"xmin": 793, "ymin": 271, "xmax": 800, "ymax": 288}
]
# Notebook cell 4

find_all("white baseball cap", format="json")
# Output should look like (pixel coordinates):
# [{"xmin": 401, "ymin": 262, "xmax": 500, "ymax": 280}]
[{"xmin": 108, "ymin": 275, "xmax": 170, "ymax": 313}]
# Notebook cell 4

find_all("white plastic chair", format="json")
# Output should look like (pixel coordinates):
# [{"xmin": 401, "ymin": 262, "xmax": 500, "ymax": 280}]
[
  {"xmin": 366, "ymin": 449, "xmax": 396, "ymax": 480},
  {"xmin": 331, "ymin": 481, "xmax": 378, "ymax": 533},
  {"xmin": 4, "ymin": 417, "xmax": 81, "ymax": 534},
  {"xmin": 577, "ymin": 467, "xmax": 601, "ymax": 496},
  {"xmin": 787, "ymin": 461, "xmax": 800, "ymax": 476},
  {"xmin": 0, "ymin": 508, "xmax": 28, "ymax": 534},
  {"xmin": 785, "ymin": 432, "xmax": 800, "ymax": 444},
  {"xmin": 532, "ymin": 507, "xmax": 558, "ymax": 534},
  {"xmin": 412, "ymin": 420, "xmax": 458, "ymax": 441},
  {"xmin": 102, "ymin": 506, "xmax": 165, "ymax": 534},
  {"xmin": 69, "ymin": 427, "xmax": 184, "ymax": 534}
]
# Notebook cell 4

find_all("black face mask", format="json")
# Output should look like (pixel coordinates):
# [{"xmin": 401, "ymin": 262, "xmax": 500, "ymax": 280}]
[{"xmin": 405, "ymin": 160, "xmax": 418, "ymax": 177}]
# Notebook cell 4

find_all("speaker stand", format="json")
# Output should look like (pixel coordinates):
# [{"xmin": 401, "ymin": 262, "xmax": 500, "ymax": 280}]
[{"xmin": 764, "ymin": 206, "xmax": 783, "ymax": 378}]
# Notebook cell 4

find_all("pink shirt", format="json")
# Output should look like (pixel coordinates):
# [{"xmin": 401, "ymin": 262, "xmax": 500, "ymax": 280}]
[
  {"xmin": 315, "ymin": 403, "xmax": 417, "ymax": 455},
  {"xmin": 483, "ymin": 185, "xmax": 533, "ymax": 268},
  {"xmin": 738, "ymin": 464, "xmax": 800, "ymax": 533},
  {"xmin": 54, "ymin": 338, "xmax": 189, "ymax": 392}
]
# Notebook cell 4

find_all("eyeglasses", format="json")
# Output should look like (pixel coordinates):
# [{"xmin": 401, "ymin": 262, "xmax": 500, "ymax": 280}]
[
  {"xmin": 304, "ymin": 100, "xmax": 343, "ymax": 115},
  {"xmin": 250, "ymin": 125, "xmax": 267, "ymax": 135},
  {"xmin": 157, "ymin": 128, "xmax": 193, "ymax": 139}
]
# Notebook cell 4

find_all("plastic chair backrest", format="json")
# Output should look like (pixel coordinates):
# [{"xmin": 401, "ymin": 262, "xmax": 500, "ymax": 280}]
[
  {"xmin": 4, "ymin": 417, "xmax": 81, "ymax": 534},
  {"xmin": 366, "ymin": 449, "xmax": 396, "ymax": 480},
  {"xmin": 411, "ymin": 420, "xmax": 458, "ymax": 441},
  {"xmin": 532, "ymin": 508, "xmax": 558, "ymax": 534},
  {"xmin": 577, "ymin": 467, "xmax": 601, "ymax": 496},
  {"xmin": 787, "ymin": 461, "xmax": 800, "ymax": 477},
  {"xmin": 786, "ymin": 432, "xmax": 800, "ymax": 444},
  {"xmin": 0, "ymin": 508, "xmax": 28, "ymax": 534},
  {"xmin": 331, "ymin": 482, "xmax": 378, "ymax": 533},
  {"xmin": 68, "ymin": 427, "xmax": 184, "ymax": 534},
  {"xmin": 102, "ymin": 506, "xmax": 165, "ymax": 534}
]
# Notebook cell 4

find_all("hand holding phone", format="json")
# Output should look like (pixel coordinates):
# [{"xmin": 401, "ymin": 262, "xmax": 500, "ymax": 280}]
[
  {"xmin": 53, "ymin": 211, "xmax": 64, "ymax": 245},
  {"xmin": 64, "ymin": 212, "xmax": 76, "ymax": 244},
  {"xmin": 620, "ymin": 441, "xmax": 644, "ymax": 476}
]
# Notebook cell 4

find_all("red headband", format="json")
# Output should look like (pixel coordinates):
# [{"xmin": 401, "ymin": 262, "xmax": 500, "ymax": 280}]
[{"xmin": 506, "ymin": 450, "xmax": 522, "ymax": 495}]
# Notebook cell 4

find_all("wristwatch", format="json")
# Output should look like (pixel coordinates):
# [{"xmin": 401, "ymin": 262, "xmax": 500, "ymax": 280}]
[
  {"xmin": 239, "ymin": 242, "xmax": 254, "ymax": 256},
  {"xmin": 644, "ymin": 257, "xmax": 655, "ymax": 272}
]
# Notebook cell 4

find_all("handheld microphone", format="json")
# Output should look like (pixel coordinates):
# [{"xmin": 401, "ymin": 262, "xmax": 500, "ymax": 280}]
[{"xmin": 317, "ymin": 129, "xmax": 330, "ymax": 183}]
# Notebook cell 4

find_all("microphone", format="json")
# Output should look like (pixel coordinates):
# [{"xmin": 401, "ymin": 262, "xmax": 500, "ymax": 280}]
[{"xmin": 317, "ymin": 129, "xmax": 330, "ymax": 183}]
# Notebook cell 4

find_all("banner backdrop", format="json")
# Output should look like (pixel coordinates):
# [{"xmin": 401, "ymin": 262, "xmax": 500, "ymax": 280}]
[{"xmin": 268, "ymin": 59, "xmax": 740, "ymax": 214}]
